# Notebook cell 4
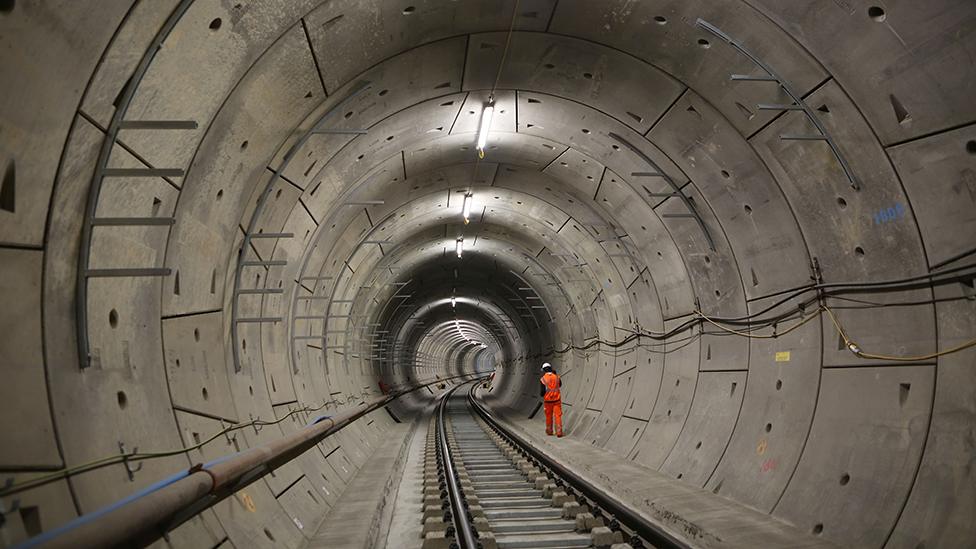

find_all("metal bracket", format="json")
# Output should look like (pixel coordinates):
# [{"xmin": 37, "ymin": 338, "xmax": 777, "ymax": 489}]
[
  {"xmin": 119, "ymin": 441, "xmax": 143, "ymax": 481},
  {"xmin": 696, "ymin": 18, "xmax": 859, "ymax": 191}
]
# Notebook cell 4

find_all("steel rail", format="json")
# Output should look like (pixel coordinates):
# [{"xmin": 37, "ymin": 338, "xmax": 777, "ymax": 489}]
[
  {"xmin": 466, "ymin": 385, "xmax": 690, "ymax": 549},
  {"xmin": 436, "ymin": 383, "xmax": 480, "ymax": 549},
  {"xmin": 16, "ymin": 373, "xmax": 478, "ymax": 549}
]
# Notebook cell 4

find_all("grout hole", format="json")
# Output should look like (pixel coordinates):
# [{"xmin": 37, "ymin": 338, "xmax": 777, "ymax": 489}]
[
  {"xmin": 836, "ymin": 196, "xmax": 847, "ymax": 209},
  {"xmin": 544, "ymin": 63, "xmax": 555, "ymax": 69},
  {"xmin": 765, "ymin": 422, "xmax": 772, "ymax": 433},
  {"xmin": 117, "ymin": 391, "xmax": 127, "ymax": 409},
  {"xmin": 240, "ymin": 140, "xmax": 249, "ymax": 150},
  {"xmin": 209, "ymin": 17, "xmax": 222, "ymax": 30},
  {"xmin": 582, "ymin": 72, "xmax": 593, "ymax": 79},
  {"xmin": 695, "ymin": 441, "xmax": 702, "ymax": 449},
  {"xmin": 0, "ymin": 0, "xmax": 14, "ymax": 13},
  {"xmin": 775, "ymin": 379, "xmax": 782, "ymax": 390},
  {"xmin": 264, "ymin": 528, "xmax": 275, "ymax": 541},
  {"xmin": 202, "ymin": 387, "xmax": 209, "ymax": 400},
  {"xmin": 1, "ymin": 158, "xmax": 14, "ymax": 212},
  {"xmin": 378, "ymin": 89, "xmax": 388, "ymax": 96},
  {"xmin": 216, "ymin": 189, "xmax": 224, "ymax": 201},
  {"xmin": 744, "ymin": 204, "xmax": 752, "ymax": 214},
  {"xmin": 720, "ymin": 170, "xmax": 730, "ymax": 179},
  {"xmin": 654, "ymin": 15, "xmax": 667, "ymax": 25},
  {"xmin": 854, "ymin": 246, "xmax": 865, "ymax": 256},
  {"xmin": 697, "ymin": 38, "xmax": 711, "ymax": 49},
  {"xmin": 867, "ymin": 6, "xmax": 886, "ymax": 22},
  {"xmin": 402, "ymin": 6, "xmax": 415, "ymax": 15},
  {"xmin": 194, "ymin": 328, "xmax": 201, "ymax": 342},
  {"xmin": 581, "ymin": 128, "xmax": 590, "ymax": 134},
  {"xmin": 840, "ymin": 473, "xmax": 850, "ymax": 486},
  {"xmin": 966, "ymin": 140, "xmax": 976, "ymax": 155},
  {"xmin": 813, "ymin": 523, "xmax": 824, "ymax": 535},
  {"xmin": 109, "ymin": 309, "xmax": 119, "ymax": 328}
]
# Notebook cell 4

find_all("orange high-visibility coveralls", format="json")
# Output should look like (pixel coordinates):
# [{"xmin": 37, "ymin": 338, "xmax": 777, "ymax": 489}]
[{"xmin": 541, "ymin": 372, "xmax": 563, "ymax": 436}]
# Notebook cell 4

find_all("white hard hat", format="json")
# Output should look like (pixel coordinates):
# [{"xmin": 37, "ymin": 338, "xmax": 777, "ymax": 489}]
[{"xmin": 541, "ymin": 362, "xmax": 552, "ymax": 370}]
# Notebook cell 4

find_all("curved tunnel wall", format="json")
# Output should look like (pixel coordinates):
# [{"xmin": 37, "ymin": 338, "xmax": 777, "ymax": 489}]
[{"xmin": 1, "ymin": 1, "xmax": 975, "ymax": 548}]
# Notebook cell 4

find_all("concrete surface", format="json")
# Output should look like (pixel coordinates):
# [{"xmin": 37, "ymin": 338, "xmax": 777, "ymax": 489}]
[{"xmin": 0, "ymin": 1, "xmax": 974, "ymax": 548}]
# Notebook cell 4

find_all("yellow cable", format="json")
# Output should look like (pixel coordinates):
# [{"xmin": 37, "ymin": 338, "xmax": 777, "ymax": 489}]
[
  {"xmin": 695, "ymin": 307, "xmax": 822, "ymax": 339},
  {"xmin": 824, "ymin": 305, "xmax": 976, "ymax": 361}
]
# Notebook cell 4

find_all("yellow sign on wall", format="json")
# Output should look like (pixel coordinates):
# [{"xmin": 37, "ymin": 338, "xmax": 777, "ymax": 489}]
[{"xmin": 775, "ymin": 351, "xmax": 791, "ymax": 362}]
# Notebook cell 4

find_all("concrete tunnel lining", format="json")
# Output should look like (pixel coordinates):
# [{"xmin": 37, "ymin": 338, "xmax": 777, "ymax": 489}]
[{"xmin": 1, "ymin": 0, "xmax": 975, "ymax": 547}]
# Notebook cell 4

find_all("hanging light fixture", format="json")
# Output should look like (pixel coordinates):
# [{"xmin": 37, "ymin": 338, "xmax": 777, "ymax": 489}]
[
  {"xmin": 456, "ymin": 237, "xmax": 463, "ymax": 258},
  {"xmin": 476, "ymin": 100, "xmax": 494, "ymax": 159},
  {"xmin": 462, "ymin": 193, "xmax": 473, "ymax": 224}
]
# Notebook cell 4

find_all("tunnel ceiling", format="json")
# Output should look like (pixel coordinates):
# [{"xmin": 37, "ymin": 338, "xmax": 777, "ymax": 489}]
[{"xmin": 2, "ymin": 0, "xmax": 975, "ymax": 548}]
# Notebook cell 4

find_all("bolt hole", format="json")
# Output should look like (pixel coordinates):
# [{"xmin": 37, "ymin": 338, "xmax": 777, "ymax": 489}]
[
  {"xmin": 581, "ymin": 128, "xmax": 590, "ymax": 134},
  {"xmin": 775, "ymin": 379, "xmax": 782, "ymax": 390},
  {"xmin": 744, "ymin": 204, "xmax": 752, "ymax": 214},
  {"xmin": 209, "ymin": 18, "xmax": 222, "ymax": 30},
  {"xmin": 264, "ymin": 528, "xmax": 275, "ymax": 541},
  {"xmin": 836, "ymin": 196, "xmax": 847, "ymax": 209},
  {"xmin": 966, "ymin": 140, "xmax": 976, "ymax": 154},
  {"xmin": 813, "ymin": 523, "xmax": 824, "ymax": 535},
  {"xmin": 117, "ymin": 391, "xmax": 127, "ymax": 409},
  {"xmin": 249, "ymin": 385, "xmax": 253, "ymax": 396},
  {"xmin": 378, "ymin": 89, "xmax": 388, "ymax": 96},
  {"xmin": 544, "ymin": 63, "xmax": 555, "ymax": 69},
  {"xmin": 109, "ymin": 309, "xmax": 119, "ymax": 328},
  {"xmin": 867, "ymin": 6, "xmax": 886, "ymax": 22},
  {"xmin": 765, "ymin": 423, "xmax": 772, "ymax": 433},
  {"xmin": 611, "ymin": 144, "xmax": 620, "ymax": 151},
  {"xmin": 216, "ymin": 189, "xmax": 224, "ymax": 201},
  {"xmin": 583, "ymin": 72, "xmax": 593, "ymax": 79},
  {"xmin": 202, "ymin": 387, "xmax": 209, "ymax": 400},
  {"xmin": 840, "ymin": 473, "xmax": 850, "ymax": 485},
  {"xmin": 698, "ymin": 38, "xmax": 711, "ymax": 49},
  {"xmin": 695, "ymin": 441, "xmax": 702, "ymax": 449},
  {"xmin": 402, "ymin": 6, "xmax": 415, "ymax": 15},
  {"xmin": 721, "ymin": 170, "xmax": 730, "ymax": 179},
  {"xmin": 240, "ymin": 140, "xmax": 248, "ymax": 150},
  {"xmin": 194, "ymin": 328, "xmax": 201, "ymax": 342},
  {"xmin": 654, "ymin": 15, "xmax": 667, "ymax": 25},
  {"xmin": 704, "ymin": 256, "xmax": 711, "ymax": 264},
  {"xmin": 855, "ymin": 246, "xmax": 865, "ymax": 256}
]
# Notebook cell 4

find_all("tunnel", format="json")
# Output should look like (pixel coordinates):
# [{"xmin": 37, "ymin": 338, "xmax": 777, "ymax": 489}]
[{"xmin": 1, "ymin": 1, "xmax": 975, "ymax": 547}]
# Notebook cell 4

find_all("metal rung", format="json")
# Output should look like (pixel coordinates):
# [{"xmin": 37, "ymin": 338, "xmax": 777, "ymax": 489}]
[
  {"xmin": 779, "ymin": 134, "xmax": 828, "ymax": 141},
  {"xmin": 86, "ymin": 268, "xmax": 172, "ymax": 277},
  {"xmin": 91, "ymin": 217, "xmax": 175, "ymax": 226},
  {"xmin": 237, "ymin": 288, "xmax": 284, "ymax": 295},
  {"xmin": 119, "ymin": 120, "xmax": 199, "ymax": 130},
  {"xmin": 311, "ymin": 128, "xmax": 368, "ymax": 135},
  {"xmin": 102, "ymin": 168, "xmax": 185, "ymax": 177},
  {"xmin": 250, "ymin": 233, "xmax": 294, "ymax": 239},
  {"xmin": 300, "ymin": 276, "xmax": 334, "ymax": 280},
  {"xmin": 757, "ymin": 103, "xmax": 804, "ymax": 111},
  {"xmin": 293, "ymin": 316, "xmax": 325, "ymax": 320},
  {"xmin": 344, "ymin": 200, "xmax": 385, "ymax": 205},
  {"xmin": 294, "ymin": 335, "xmax": 327, "ymax": 340},
  {"xmin": 241, "ymin": 260, "xmax": 287, "ymax": 267},
  {"xmin": 331, "ymin": 299, "xmax": 355, "ymax": 303},
  {"xmin": 662, "ymin": 213, "xmax": 697, "ymax": 218},
  {"xmin": 730, "ymin": 74, "xmax": 778, "ymax": 82},
  {"xmin": 363, "ymin": 240, "xmax": 393, "ymax": 244},
  {"xmin": 631, "ymin": 172, "xmax": 663, "ymax": 177},
  {"xmin": 647, "ymin": 192, "xmax": 680, "ymax": 198},
  {"xmin": 297, "ymin": 295, "xmax": 329, "ymax": 300},
  {"xmin": 236, "ymin": 317, "xmax": 283, "ymax": 323}
]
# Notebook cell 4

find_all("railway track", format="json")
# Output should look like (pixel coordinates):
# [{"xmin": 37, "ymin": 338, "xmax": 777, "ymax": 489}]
[{"xmin": 420, "ymin": 382, "xmax": 685, "ymax": 549}]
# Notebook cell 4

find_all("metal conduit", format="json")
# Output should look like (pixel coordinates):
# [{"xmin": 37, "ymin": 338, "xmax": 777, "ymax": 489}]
[{"xmin": 17, "ymin": 374, "xmax": 479, "ymax": 549}]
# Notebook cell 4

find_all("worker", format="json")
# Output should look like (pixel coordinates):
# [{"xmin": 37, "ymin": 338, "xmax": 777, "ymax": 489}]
[{"xmin": 540, "ymin": 363, "xmax": 563, "ymax": 437}]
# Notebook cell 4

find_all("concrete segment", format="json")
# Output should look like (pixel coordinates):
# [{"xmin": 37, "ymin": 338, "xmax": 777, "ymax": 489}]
[{"xmin": 0, "ymin": 1, "xmax": 973, "ymax": 548}]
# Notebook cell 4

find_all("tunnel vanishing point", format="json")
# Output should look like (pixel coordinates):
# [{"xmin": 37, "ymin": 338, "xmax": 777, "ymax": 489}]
[{"xmin": 1, "ymin": 1, "xmax": 975, "ymax": 548}]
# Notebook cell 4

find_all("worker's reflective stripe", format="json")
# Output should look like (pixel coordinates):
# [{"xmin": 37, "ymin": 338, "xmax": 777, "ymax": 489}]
[{"xmin": 541, "ymin": 373, "xmax": 561, "ymax": 402}]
